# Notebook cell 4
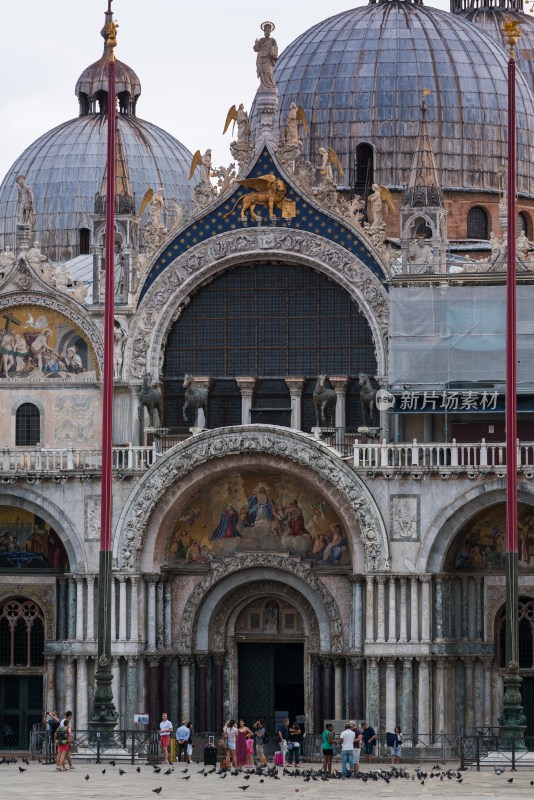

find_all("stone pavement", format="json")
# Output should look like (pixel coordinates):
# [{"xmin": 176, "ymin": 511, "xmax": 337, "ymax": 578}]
[{"xmin": 2, "ymin": 759, "xmax": 534, "ymax": 799}]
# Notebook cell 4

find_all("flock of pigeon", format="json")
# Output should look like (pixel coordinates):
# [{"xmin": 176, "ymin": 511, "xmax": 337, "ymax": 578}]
[{"xmin": 3, "ymin": 755, "xmax": 534, "ymax": 794}]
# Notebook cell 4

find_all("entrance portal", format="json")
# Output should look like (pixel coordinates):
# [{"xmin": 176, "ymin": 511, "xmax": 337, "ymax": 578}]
[
  {"xmin": 238, "ymin": 643, "xmax": 304, "ymax": 734},
  {"xmin": 0, "ymin": 675, "xmax": 43, "ymax": 749}
]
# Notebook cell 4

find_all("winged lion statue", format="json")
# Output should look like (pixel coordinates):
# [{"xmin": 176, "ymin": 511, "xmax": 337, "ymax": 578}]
[{"xmin": 223, "ymin": 174, "xmax": 287, "ymax": 221}]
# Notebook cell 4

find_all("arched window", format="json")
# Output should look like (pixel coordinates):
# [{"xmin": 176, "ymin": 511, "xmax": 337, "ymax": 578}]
[
  {"xmin": 497, "ymin": 597, "xmax": 534, "ymax": 669},
  {"xmin": 79, "ymin": 228, "xmax": 90, "ymax": 255},
  {"xmin": 0, "ymin": 599, "xmax": 45, "ymax": 668},
  {"xmin": 467, "ymin": 206, "xmax": 489, "ymax": 240},
  {"xmin": 518, "ymin": 212, "xmax": 529, "ymax": 239},
  {"xmin": 15, "ymin": 403, "xmax": 40, "ymax": 446},
  {"xmin": 354, "ymin": 143, "xmax": 374, "ymax": 197},
  {"xmin": 416, "ymin": 219, "xmax": 433, "ymax": 239}
]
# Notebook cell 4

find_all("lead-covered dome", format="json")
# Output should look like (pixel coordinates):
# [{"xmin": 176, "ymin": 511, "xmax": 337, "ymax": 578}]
[
  {"xmin": 0, "ymin": 11, "xmax": 194, "ymax": 263},
  {"xmin": 272, "ymin": 0, "xmax": 534, "ymax": 195}
]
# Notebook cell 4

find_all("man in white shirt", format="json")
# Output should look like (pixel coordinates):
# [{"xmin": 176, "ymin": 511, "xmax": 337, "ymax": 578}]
[
  {"xmin": 338, "ymin": 723, "xmax": 355, "ymax": 778},
  {"xmin": 159, "ymin": 713, "xmax": 173, "ymax": 764},
  {"xmin": 350, "ymin": 721, "xmax": 363, "ymax": 775}
]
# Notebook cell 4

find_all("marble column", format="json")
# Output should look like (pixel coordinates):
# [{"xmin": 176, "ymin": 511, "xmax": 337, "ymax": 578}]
[
  {"xmin": 410, "ymin": 577, "xmax": 419, "ymax": 642},
  {"xmin": 401, "ymin": 658, "xmax": 413, "ymax": 736},
  {"xmin": 130, "ymin": 577, "xmax": 140, "ymax": 641},
  {"xmin": 75, "ymin": 576, "xmax": 84, "ymax": 641},
  {"xmin": 421, "ymin": 576, "xmax": 431, "ymax": 643},
  {"xmin": 349, "ymin": 657, "xmax": 364, "ymax": 721},
  {"xmin": 322, "ymin": 657, "xmax": 334, "ymax": 721},
  {"xmin": 236, "ymin": 377, "xmax": 257, "ymax": 425},
  {"xmin": 329, "ymin": 376, "xmax": 349, "ymax": 428},
  {"xmin": 385, "ymin": 658, "xmax": 397, "ymax": 732},
  {"xmin": 164, "ymin": 581, "xmax": 172, "ymax": 649},
  {"xmin": 461, "ymin": 576, "xmax": 469, "ymax": 640},
  {"xmin": 483, "ymin": 658, "xmax": 493, "ymax": 726},
  {"xmin": 434, "ymin": 576, "xmax": 444, "ymax": 641},
  {"xmin": 111, "ymin": 575, "xmax": 116, "ymax": 642},
  {"xmin": 366, "ymin": 658, "xmax": 380, "ymax": 729},
  {"xmin": 76, "ymin": 657, "xmax": 88, "ymax": 731},
  {"xmin": 126, "ymin": 656, "xmax": 139, "ymax": 728},
  {"xmin": 146, "ymin": 575, "xmax": 159, "ymax": 651},
  {"xmin": 376, "ymin": 576, "xmax": 386, "ymax": 643},
  {"xmin": 352, "ymin": 579, "xmax": 363, "ymax": 650},
  {"xmin": 434, "ymin": 657, "xmax": 445, "ymax": 737},
  {"xmin": 284, "ymin": 378, "xmax": 305, "ymax": 431},
  {"xmin": 334, "ymin": 658, "xmax": 343, "ymax": 720},
  {"xmin": 67, "ymin": 577, "xmax": 76, "ymax": 640},
  {"xmin": 197, "ymin": 655, "xmax": 209, "ymax": 732},
  {"xmin": 475, "ymin": 576, "xmax": 484, "ymax": 641},
  {"xmin": 179, "ymin": 656, "xmax": 191, "ymax": 722},
  {"xmin": 365, "ymin": 576, "xmax": 374, "ymax": 643},
  {"xmin": 161, "ymin": 656, "xmax": 171, "ymax": 718},
  {"xmin": 416, "ymin": 657, "xmax": 430, "ymax": 739},
  {"xmin": 170, "ymin": 657, "xmax": 179, "ymax": 730},
  {"xmin": 58, "ymin": 578, "xmax": 68, "ymax": 641},
  {"xmin": 64, "ymin": 655, "xmax": 75, "ymax": 716},
  {"xmin": 156, "ymin": 578, "xmax": 165, "ymax": 650},
  {"xmin": 86, "ymin": 575, "xmax": 95, "ymax": 640},
  {"xmin": 213, "ymin": 654, "xmax": 225, "ymax": 735},
  {"xmin": 399, "ymin": 578, "xmax": 408, "ymax": 643},
  {"xmin": 147, "ymin": 656, "xmax": 160, "ymax": 727},
  {"xmin": 45, "ymin": 656, "xmax": 56, "ymax": 713},
  {"xmin": 387, "ymin": 577, "xmax": 397, "ymax": 642},
  {"xmin": 463, "ymin": 657, "xmax": 475, "ymax": 729},
  {"xmin": 112, "ymin": 657, "xmax": 121, "ymax": 723},
  {"xmin": 312, "ymin": 656, "xmax": 323, "ymax": 733},
  {"xmin": 118, "ymin": 575, "xmax": 127, "ymax": 641}
]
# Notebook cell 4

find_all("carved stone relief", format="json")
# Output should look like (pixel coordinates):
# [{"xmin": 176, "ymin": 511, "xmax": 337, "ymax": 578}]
[
  {"xmin": 85, "ymin": 497, "xmax": 101, "ymax": 541},
  {"xmin": 127, "ymin": 228, "xmax": 389, "ymax": 382},
  {"xmin": 390, "ymin": 495, "xmax": 420, "ymax": 541},
  {"xmin": 115, "ymin": 427, "xmax": 388, "ymax": 572},
  {"xmin": 54, "ymin": 396, "xmax": 94, "ymax": 443}
]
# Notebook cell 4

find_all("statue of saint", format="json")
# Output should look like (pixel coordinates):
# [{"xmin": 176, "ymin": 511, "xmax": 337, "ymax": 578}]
[
  {"xmin": 254, "ymin": 22, "xmax": 278, "ymax": 91},
  {"xmin": 26, "ymin": 241, "xmax": 48, "ymax": 269},
  {"xmin": 0, "ymin": 246, "xmax": 15, "ymax": 273},
  {"xmin": 15, "ymin": 175, "xmax": 35, "ymax": 228},
  {"xmin": 368, "ymin": 183, "xmax": 384, "ymax": 226},
  {"xmin": 236, "ymin": 104, "xmax": 249, "ymax": 144},
  {"xmin": 148, "ymin": 188, "xmax": 166, "ymax": 229},
  {"xmin": 408, "ymin": 237, "xmax": 433, "ymax": 273}
]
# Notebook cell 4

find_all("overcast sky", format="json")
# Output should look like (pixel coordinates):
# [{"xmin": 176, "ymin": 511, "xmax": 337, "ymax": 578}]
[{"xmin": 0, "ymin": 0, "xmax": 450, "ymax": 180}]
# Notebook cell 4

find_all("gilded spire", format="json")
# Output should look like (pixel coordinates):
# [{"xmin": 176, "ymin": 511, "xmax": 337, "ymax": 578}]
[
  {"xmin": 404, "ymin": 91, "xmax": 442, "ymax": 207},
  {"xmin": 502, "ymin": 19, "xmax": 522, "ymax": 59}
]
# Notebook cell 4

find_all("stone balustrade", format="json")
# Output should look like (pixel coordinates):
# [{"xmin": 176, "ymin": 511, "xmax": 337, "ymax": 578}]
[{"xmin": 0, "ymin": 444, "xmax": 156, "ymax": 475}]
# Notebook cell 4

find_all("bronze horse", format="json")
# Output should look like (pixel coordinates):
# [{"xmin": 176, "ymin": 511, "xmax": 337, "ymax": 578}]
[
  {"xmin": 183, "ymin": 374, "xmax": 209, "ymax": 428},
  {"xmin": 359, "ymin": 372, "xmax": 376, "ymax": 425},
  {"xmin": 138, "ymin": 372, "xmax": 162, "ymax": 427},
  {"xmin": 313, "ymin": 375, "xmax": 337, "ymax": 427}
]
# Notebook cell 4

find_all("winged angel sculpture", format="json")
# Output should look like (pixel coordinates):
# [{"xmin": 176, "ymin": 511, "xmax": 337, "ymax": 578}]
[
  {"xmin": 223, "ymin": 104, "xmax": 249, "ymax": 144},
  {"xmin": 318, "ymin": 147, "xmax": 345, "ymax": 184},
  {"xmin": 368, "ymin": 183, "xmax": 396, "ymax": 227},
  {"xmin": 223, "ymin": 174, "xmax": 287, "ymax": 222}
]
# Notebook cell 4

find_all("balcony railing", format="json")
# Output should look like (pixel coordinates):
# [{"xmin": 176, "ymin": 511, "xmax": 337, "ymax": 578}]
[
  {"xmin": 354, "ymin": 438, "xmax": 534, "ymax": 475},
  {"xmin": 0, "ymin": 444, "xmax": 157, "ymax": 475}
]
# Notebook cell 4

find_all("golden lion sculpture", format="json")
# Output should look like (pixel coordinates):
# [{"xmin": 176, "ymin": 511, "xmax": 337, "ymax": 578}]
[{"xmin": 223, "ymin": 174, "xmax": 286, "ymax": 221}]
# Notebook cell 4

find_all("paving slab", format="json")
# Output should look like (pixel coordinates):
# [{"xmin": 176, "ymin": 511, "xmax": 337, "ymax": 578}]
[{"xmin": 1, "ymin": 760, "xmax": 534, "ymax": 800}]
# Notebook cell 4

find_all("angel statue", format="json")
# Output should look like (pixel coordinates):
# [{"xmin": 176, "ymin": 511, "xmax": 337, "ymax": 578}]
[
  {"xmin": 189, "ymin": 149, "xmax": 214, "ymax": 189},
  {"xmin": 368, "ymin": 183, "xmax": 396, "ymax": 227},
  {"xmin": 223, "ymin": 104, "xmax": 249, "ymax": 144},
  {"xmin": 285, "ymin": 102, "xmax": 309, "ymax": 145},
  {"xmin": 318, "ymin": 147, "xmax": 345, "ymax": 185}
]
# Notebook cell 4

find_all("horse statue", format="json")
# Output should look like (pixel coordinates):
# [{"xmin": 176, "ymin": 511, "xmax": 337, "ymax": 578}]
[
  {"xmin": 313, "ymin": 374, "xmax": 337, "ymax": 427},
  {"xmin": 138, "ymin": 372, "xmax": 162, "ymax": 427},
  {"xmin": 183, "ymin": 374, "xmax": 209, "ymax": 428},
  {"xmin": 359, "ymin": 372, "xmax": 376, "ymax": 425}
]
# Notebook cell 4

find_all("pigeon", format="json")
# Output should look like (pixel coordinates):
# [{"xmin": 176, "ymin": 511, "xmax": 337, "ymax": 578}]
[
  {"xmin": 181, "ymin": 768, "xmax": 188, "ymax": 773},
  {"xmin": 102, "ymin": 769, "xmax": 106, "ymax": 774},
  {"xmin": 164, "ymin": 768, "xmax": 172, "ymax": 775},
  {"xmin": 109, "ymin": 760, "xmax": 116, "ymax": 767},
  {"xmin": 119, "ymin": 768, "xmax": 126, "ymax": 775},
  {"xmin": 182, "ymin": 775, "xmax": 191, "ymax": 780},
  {"xmin": 23, "ymin": 759, "xmax": 30, "ymax": 766},
  {"xmin": 18, "ymin": 767, "xmax": 26, "ymax": 773},
  {"xmin": 85, "ymin": 774, "xmax": 90, "ymax": 781},
  {"xmin": 508, "ymin": 777, "xmax": 514, "ymax": 783},
  {"xmin": 238, "ymin": 786, "xmax": 250, "ymax": 791},
  {"xmin": 243, "ymin": 774, "xmax": 251, "ymax": 780},
  {"xmin": 259, "ymin": 779, "xmax": 264, "ymax": 783},
  {"xmin": 153, "ymin": 767, "xmax": 161, "ymax": 774},
  {"xmin": 136, "ymin": 766, "xmax": 141, "ymax": 773},
  {"xmin": 152, "ymin": 789, "xmax": 162, "ymax": 795}
]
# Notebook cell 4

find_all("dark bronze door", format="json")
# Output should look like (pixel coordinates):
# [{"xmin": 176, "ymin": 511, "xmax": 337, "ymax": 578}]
[{"xmin": 0, "ymin": 675, "xmax": 43, "ymax": 749}]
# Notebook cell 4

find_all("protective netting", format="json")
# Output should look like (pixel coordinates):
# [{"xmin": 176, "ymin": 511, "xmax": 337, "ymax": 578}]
[{"xmin": 389, "ymin": 285, "xmax": 534, "ymax": 389}]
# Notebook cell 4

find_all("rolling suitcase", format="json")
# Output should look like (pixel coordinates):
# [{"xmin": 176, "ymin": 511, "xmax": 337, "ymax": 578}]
[
  {"xmin": 274, "ymin": 750, "xmax": 284, "ymax": 766},
  {"xmin": 204, "ymin": 735, "xmax": 218, "ymax": 766}
]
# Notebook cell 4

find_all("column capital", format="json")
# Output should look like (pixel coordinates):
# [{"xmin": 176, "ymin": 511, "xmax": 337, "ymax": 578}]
[
  {"xmin": 85, "ymin": 573, "xmax": 95, "ymax": 584},
  {"xmin": 146, "ymin": 654, "xmax": 161, "ymax": 668},
  {"xmin": 76, "ymin": 655, "xmax": 88, "ymax": 665},
  {"xmin": 333, "ymin": 657, "xmax": 345, "ymax": 669},
  {"xmin": 116, "ymin": 574, "xmax": 127, "ymax": 584},
  {"xmin": 284, "ymin": 377, "xmax": 306, "ymax": 395},
  {"xmin": 329, "ymin": 376, "xmax": 349, "ymax": 394},
  {"xmin": 402, "ymin": 657, "xmax": 413, "ymax": 669},
  {"xmin": 129, "ymin": 575, "xmax": 142, "ymax": 586},
  {"xmin": 461, "ymin": 655, "xmax": 476, "ymax": 667},
  {"xmin": 45, "ymin": 654, "xmax": 56, "ymax": 666},
  {"xmin": 63, "ymin": 654, "xmax": 75, "ymax": 666},
  {"xmin": 384, "ymin": 656, "xmax": 397, "ymax": 668},
  {"xmin": 419, "ymin": 575, "xmax": 431, "ymax": 584},
  {"xmin": 320, "ymin": 654, "xmax": 333, "ymax": 667},
  {"xmin": 434, "ymin": 656, "xmax": 447, "ymax": 669},
  {"xmin": 125, "ymin": 655, "xmax": 139, "ymax": 666},
  {"xmin": 416, "ymin": 656, "xmax": 431, "ymax": 667},
  {"xmin": 365, "ymin": 574, "xmax": 375, "ymax": 586},
  {"xmin": 144, "ymin": 573, "xmax": 160, "ymax": 585},
  {"xmin": 74, "ymin": 574, "xmax": 85, "ymax": 585},
  {"xmin": 212, "ymin": 652, "xmax": 226, "ymax": 666},
  {"xmin": 235, "ymin": 377, "xmax": 257, "ymax": 396},
  {"xmin": 196, "ymin": 653, "xmax": 210, "ymax": 668},
  {"xmin": 348, "ymin": 656, "xmax": 363, "ymax": 669},
  {"xmin": 349, "ymin": 575, "xmax": 363, "ymax": 586},
  {"xmin": 376, "ymin": 574, "xmax": 387, "ymax": 585},
  {"xmin": 367, "ymin": 656, "xmax": 380, "ymax": 668},
  {"xmin": 179, "ymin": 655, "xmax": 193, "ymax": 667}
]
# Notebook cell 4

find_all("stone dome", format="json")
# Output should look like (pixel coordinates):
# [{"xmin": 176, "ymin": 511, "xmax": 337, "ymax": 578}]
[
  {"xmin": 457, "ymin": 6, "xmax": 534, "ymax": 94},
  {"xmin": 0, "ymin": 11, "xmax": 194, "ymax": 263},
  {"xmin": 272, "ymin": 0, "xmax": 534, "ymax": 196}
]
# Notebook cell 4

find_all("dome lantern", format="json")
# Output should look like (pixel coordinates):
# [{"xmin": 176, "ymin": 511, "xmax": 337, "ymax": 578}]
[{"xmin": 75, "ymin": 8, "xmax": 141, "ymax": 117}]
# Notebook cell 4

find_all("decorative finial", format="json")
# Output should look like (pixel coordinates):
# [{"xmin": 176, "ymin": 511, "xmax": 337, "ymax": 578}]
[
  {"xmin": 502, "ymin": 20, "xmax": 522, "ymax": 59},
  {"xmin": 105, "ymin": 19, "xmax": 118, "ymax": 61},
  {"xmin": 421, "ymin": 88, "xmax": 431, "ymax": 117}
]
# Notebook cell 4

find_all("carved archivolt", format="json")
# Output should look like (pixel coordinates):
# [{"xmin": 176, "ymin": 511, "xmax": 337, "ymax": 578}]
[
  {"xmin": 181, "ymin": 557, "xmax": 340, "ymax": 653},
  {"xmin": 114, "ymin": 426, "xmax": 388, "ymax": 572},
  {"xmin": 127, "ymin": 228, "xmax": 389, "ymax": 382}
]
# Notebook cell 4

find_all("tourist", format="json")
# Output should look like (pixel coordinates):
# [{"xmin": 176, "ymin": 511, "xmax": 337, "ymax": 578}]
[
  {"xmin": 350, "ymin": 721, "xmax": 363, "ymax": 775},
  {"xmin": 389, "ymin": 724, "xmax": 403, "ymax": 764},
  {"xmin": 60, "ymin": 711, "xmax": 74, "ymax": 769},
  {"xmin": 175, "ymin": 719, "xmax": 190, "ymax": 762},
  {"xmin": 236, "ymin": 719, "xmax": 253, "ymax": 768},
  {"xmin": 362, "ymin": 721, "xmax": 377, "ymax": 764},
  {"xmin": 54, "ymin": 719, "xmax": 71, "ymax": 772},
  {"xmin": 321, "ymin": 723, "xmax": 334, "ymax": 775},
  {"xmin": 287, "ymin": 722, "xmax": 302, "ymax": 765},
  {"xmin": 223, "ymin": 719, "xmax": 238, "ymax": 769},
  {"xmin": 338, "ymin": 722, "xmax": 356, "ymax": 778},
  {"xmin": 186, "ymin": 721, "xmax": 194, "ymax": 763},
  {"xmin": 158, "ymin": 713, "xmax": 173, "ymax": 764},
  {"xmin": 253, "ymin": 719, "xmax": 267, "ymax": 766}
]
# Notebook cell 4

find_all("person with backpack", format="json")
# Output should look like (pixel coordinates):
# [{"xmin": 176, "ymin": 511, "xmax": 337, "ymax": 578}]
[
  {"xmin": 60, "ymin": 711, "xmax": 74, "ymax": 769},
  {"xmin": 253, "ymin": 719, "xmax": 268, "ymax": 766},
  {"xmin": 54, "ymin": 720, "xmax": 71, "ymax": 771}
]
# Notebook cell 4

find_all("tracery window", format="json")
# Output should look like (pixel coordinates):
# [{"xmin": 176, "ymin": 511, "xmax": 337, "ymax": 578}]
[
  {"xmin": 467, "ymin": 206, "xmax": 489, "ymax": 240},
  {"xmin": 15, "ymin": 403, "xmax": 40, "ymax": 447},
  {"xmin": 498, "ymin": 597, "xmax": 534, "ymax": 669},
  {"xmin": 0, "ymin": 598, "xmax": 44, "ymax": 668}
]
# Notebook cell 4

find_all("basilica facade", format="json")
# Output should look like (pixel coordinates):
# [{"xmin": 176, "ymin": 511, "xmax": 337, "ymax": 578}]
[{"xmin": 1, "ymin": 0, "xmax": 534, "ymax": 751}]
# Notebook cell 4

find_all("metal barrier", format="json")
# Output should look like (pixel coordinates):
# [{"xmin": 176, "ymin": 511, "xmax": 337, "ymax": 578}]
[
  {"xmin": 31, "ymin": 725, "xmax": 160, "ymax": 764},
  {"xmin": 460, "ymin": 728, "xmax": 534, "ymax": 771}
]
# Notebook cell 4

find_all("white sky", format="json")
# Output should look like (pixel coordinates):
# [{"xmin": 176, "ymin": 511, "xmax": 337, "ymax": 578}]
[{"xmin": 0, "ymin": 0, "xmax": 450, "ymax": 180}]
